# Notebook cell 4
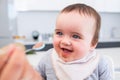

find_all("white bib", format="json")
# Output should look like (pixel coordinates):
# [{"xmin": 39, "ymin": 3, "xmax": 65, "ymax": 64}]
[{"xmin": 51, "ymin": 49, "xmax": 100, "ymax": 80}]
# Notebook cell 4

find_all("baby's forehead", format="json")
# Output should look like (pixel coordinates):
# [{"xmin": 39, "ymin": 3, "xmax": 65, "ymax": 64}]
[
  {"xmin": 56, "ymin": 12, "xmax": 96, "ymax": 34},
  {"xmin": 59, "ymin": 11, "xmax": 96, "ymax": 22},
  {"xmin": 57, "ymin": 11, "xmax": 96, "ymax": 24}
]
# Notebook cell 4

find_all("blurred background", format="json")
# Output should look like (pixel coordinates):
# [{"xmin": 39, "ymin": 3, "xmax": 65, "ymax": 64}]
[{"xmin": 0, "ymin": 0, "xmax": 120, "ymax": 79}]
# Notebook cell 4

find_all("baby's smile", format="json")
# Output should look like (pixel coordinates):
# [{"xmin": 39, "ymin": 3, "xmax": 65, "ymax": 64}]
[{"xmin": 61, "ymin": 47, "xmax": 73, "ymax": 54}]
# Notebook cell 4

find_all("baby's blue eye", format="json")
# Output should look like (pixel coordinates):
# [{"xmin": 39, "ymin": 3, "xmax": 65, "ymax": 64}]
[
  {"xmin": 72, "ymin": 35, "xmax": 80, "ymax": 39},
  {"xmin": 56, "ymin": 32, "xmax": 63, "ymax": 36}
]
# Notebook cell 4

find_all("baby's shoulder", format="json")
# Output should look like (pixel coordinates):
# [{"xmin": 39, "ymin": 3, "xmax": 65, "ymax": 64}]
[
  {"xmin": 98, "ymin": 54, "xmax": 114, "ymax": 71},
  {"xmin": 38, "ymin": 48, "xmax": 53, "ymax": 64},
  {"xmin": 99, "ymin": 55, "xmax": 113, "ymax": 66}
]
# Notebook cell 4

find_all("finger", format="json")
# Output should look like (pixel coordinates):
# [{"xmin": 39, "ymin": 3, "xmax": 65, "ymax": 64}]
[
  {"xmin": 34, "ymin": 70, "xmax": 43, "ymax": 80},
  {"xmin": 0, "ymin": 49, "xmax": 7, "ymax": 70},
  {"xmin": 0, "ymin": 46, "xmax": 26, "ymax": 80},
  {"xmin": 20, "ymin": 60, "xmax": 34, "ymax": 80},
  {"xmin": 0, "ymin": 44, "xmax": 15, "ymax": 71},
  {"xmin": 20, "ymin": 59, "xmax": 43, "ymax": 80}
]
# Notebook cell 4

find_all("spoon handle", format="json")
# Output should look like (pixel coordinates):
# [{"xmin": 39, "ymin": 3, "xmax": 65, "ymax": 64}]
[{"xmin": 25, "ymin": 49, "xmax": 35, "ymax": 54}]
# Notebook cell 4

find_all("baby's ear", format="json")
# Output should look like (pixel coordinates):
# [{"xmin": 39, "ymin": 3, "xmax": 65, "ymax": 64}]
[{"xmin": 90, "ymin": 43, "xmax": 97, "ymax": 51}]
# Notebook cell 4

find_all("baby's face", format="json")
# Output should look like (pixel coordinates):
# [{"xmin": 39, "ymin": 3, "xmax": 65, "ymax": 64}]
[{"xmin": 53, "ymin": 11, "xmax": 96, "ymax": 62}]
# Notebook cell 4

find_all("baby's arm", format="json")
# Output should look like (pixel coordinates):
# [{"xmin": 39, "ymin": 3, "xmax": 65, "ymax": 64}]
[{"xmin": 99, "ymin": 55, "xmax": 114, "ymax": 80}]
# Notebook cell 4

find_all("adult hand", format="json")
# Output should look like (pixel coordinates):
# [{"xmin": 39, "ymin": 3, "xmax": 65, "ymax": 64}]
[{"xmin": 0, "ymin": 44, "xmax": 42, "ymax": 80}]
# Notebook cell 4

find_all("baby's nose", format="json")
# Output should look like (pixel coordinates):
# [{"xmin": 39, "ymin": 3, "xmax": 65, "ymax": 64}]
[{"xmin": 61, "ymin": 37, "xmax": 71, "ymax": 46}]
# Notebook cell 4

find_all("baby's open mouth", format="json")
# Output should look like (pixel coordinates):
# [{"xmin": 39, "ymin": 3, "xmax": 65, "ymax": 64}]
[{"xmin": 61, "ymin": 48, "xmax": 73, "ymax": 53}]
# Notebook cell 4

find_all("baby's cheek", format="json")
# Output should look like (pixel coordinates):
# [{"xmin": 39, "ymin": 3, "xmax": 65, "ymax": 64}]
[
  {"xmin": 53, "ymin": 40, "xmax": 57, "ymax": 47},
  {"xmin": 53, "ymin": 38, "xmax": 60, "ymax": 46},
  {"xmin": 75, "ymin": 45, "xmax": 88, "ymax": 58}
]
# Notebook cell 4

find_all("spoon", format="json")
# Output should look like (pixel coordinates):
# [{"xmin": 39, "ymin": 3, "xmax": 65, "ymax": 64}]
[{"xmin": 26, "ymin": 43, "xmax": 45, "ymax": 54}]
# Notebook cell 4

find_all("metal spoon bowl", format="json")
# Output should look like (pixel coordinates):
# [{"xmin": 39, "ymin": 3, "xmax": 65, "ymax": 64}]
[{"xmin": 26, "ymin": 43, "xmax": 45, "ymax": 54}]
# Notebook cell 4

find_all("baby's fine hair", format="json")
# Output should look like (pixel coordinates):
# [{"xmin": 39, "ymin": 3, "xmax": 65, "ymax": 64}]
[{"xmin": 61, "ymin": 3, "xmax": 101, "ymax": 46}]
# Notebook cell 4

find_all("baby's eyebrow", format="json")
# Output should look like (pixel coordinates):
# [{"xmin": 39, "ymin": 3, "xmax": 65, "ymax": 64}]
[
  {"xmin": 72, "ymin": 32, "xmax": 79, "ymax": 34},
  {"xmin": 55, "ymin": 29, "xmax": 62, "ymax": 31}
]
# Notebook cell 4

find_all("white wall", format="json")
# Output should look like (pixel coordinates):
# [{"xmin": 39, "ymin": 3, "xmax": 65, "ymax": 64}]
[
  {"xmin": 17, "ymin": 11, "xmax": 59, "ymax": 39},
  {"xmin": 0, "ymin": 0, "xmax": 10, "ymax": 36},
  {"xmin": 14, "ymin": 0, "xmax": 120, "ymax": 12},
  {"xmin": 100, "ymin": 13, "xmax": 120, "ymax": 41},
  {"xmin": 0, "ymin": 0, "xmax": 14, "ymax": 47}
]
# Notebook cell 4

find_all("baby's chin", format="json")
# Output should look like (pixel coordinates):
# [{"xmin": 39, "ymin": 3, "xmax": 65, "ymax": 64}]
[
  {"xmin": 60, "ymin": 53, "xmax": 86, "ymax": 62},
  {"xmin": 60, "ymin": 55, "xmax": 76, "ymax": 62}
]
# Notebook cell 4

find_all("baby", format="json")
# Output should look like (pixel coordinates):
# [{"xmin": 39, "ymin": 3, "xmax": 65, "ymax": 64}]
[
  {"xmin": 36, "ymin": 3, "xmax": 114, "ymax": 80},
  {"xmin": 0, "ymin": 3, "xmax": 114, "ymax": 80}
]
